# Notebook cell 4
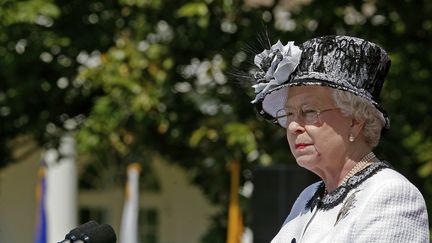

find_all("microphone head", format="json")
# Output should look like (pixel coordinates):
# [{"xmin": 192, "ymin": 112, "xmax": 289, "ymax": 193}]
[
  {"xmin": 79, "ymin": 224, "xmax": 117, "ymax": 243},
  {"xmin": 65, "ymin": 220, "xmax": 99, "ymax": 241}
]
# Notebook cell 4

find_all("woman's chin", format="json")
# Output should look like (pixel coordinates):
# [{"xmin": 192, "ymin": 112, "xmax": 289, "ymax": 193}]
[{"xmin": 295, "ymin": 154, "xmax": 318, "ymax": 169}]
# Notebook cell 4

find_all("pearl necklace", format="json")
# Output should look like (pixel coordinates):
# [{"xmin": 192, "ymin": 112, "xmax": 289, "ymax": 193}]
[
  {"xmin": 324, "ymin": 152, "xmax": 376, "ymax": 196},
  {"xmin": 340, "ymin": 152, "xmax": 376, "ymax": 186}
]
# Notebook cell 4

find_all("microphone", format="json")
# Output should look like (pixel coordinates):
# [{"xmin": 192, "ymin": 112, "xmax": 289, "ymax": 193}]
[
  {"xmin": 74, "ymin": 224, "xmax": 117, "ymax": 243},
  {"xmin": 58, "ymin": 220, "xmax": 99, "ymax": 243}
]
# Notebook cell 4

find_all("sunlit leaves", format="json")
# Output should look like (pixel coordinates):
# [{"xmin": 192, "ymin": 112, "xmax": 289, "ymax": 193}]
[
  {"xmin": 177, "ymin": 2, "xmax": 209, "ymax": 17},
  {"xmin": 177, "ymin": 2, "xmax": 210, "ymax": 28},
  {"xmin": 118, "ymin": 0, "xmax": 161, "ymax": 8},
  {"xmin": 189, "ymin": 122, "xmax": 257, "ymax": 162},
  {"xmin": 190, "ymin": 126, "xmax": 219, "ymax": 147},
  {"xmin": 223, "ymin": 123, "xmax": 257, "ymax": 154},
  {"xmin": 0, "ymin": 0, "xmax": 60, "ymax": 26}
]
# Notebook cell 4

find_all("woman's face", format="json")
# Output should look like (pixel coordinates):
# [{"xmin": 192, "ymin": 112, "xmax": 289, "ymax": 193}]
[{"xmin": 285, "ymin": 86, "xmax": 352, "ymax": 172}]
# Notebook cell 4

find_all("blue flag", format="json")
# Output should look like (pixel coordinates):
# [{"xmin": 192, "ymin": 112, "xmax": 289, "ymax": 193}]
[{"xmin": 35, "ymin": 166, "xmax": 47, "ymax": 243}]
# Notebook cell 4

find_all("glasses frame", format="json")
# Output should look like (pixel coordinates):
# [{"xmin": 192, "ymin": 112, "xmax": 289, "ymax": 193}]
[{"xmin": 275, "ymin": 106, "xmax": 339, "ymax": 128}]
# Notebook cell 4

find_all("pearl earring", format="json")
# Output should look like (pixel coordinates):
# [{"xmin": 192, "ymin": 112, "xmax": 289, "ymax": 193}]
[{"xmin": 349, "ymin": 135, "xmax": 355, "ymax": 142}]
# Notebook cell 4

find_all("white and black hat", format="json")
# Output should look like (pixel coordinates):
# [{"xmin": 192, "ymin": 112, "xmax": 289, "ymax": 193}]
[{"xmin": 251, "ymin": 35, "xmax": 391, "ymax": 129}]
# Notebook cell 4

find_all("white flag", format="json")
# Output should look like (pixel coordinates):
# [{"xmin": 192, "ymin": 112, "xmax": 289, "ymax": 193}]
[
  {"xmin": 46, "ymin": 135, "xmax": 78, "ymax": 243},
  {"xmin": 119, "ymin": 163, "xmax": 141, "ymax": 243}
]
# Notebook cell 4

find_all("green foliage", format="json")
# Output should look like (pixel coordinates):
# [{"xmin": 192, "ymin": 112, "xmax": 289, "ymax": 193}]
[
  {"xmin": 177, "ymin": 2, "xmax": 209, "ymax": 17},
  {"xmin": 0, "ymin": 0, "xmax": 60, "ymax": 25}
]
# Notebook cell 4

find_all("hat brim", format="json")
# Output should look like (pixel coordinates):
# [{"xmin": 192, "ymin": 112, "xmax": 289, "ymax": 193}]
[{"xmin": 256, "ymin": 77, "xmax": 390, "ymax": 129}]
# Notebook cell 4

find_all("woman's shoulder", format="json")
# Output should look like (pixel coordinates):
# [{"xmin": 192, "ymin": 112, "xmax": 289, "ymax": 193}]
[
  {"xmin": 298, "ymin": 181, "xmax": 323, "ymax": 201},
  {"xmin": 363, "ymin": 163, "xmax": 422, "ymax": 193},
  {"xmin": 352, "ymin": 163, "xmax": 430, "ymax": 241},
  {"xmin": 288, "ymin": 181, "xmax": 323, "ymax": 214},
  {"xmin": 357, "ymin": 163, "xmax": 427, "ymax": 208}
]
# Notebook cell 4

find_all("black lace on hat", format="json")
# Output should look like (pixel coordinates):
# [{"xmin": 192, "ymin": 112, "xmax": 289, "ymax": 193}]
[{"xmin": 251, "ymin": 35, "xmax": 391, "ymax": 129}]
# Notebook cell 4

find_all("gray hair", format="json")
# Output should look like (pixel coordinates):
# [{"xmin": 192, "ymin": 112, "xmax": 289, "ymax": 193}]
[{"xmin": 332, "ymin": 90, "xmax": 385, "ymax": 148}]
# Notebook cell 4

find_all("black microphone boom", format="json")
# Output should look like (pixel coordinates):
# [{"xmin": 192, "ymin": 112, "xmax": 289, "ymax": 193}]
[
  {"xmin": 77, "ymin": 224, "xmax": 117, "ymax": 243},
  {"xmin": 58, "ymin": 220, "xmax": 99, "ymax": 243}
]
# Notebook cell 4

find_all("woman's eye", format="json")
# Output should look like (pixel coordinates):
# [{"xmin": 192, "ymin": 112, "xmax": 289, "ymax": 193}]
[
  {"xmin": 286, "ymin": 111, "xmax": 294, "ymax": 117},
  {"xmin": 302, "ymin": 108, "xmax": 317, "ymax": 114}
]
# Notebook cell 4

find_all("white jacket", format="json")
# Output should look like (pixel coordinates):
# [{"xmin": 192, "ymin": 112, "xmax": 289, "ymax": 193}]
[{"xmin": 271, "ymin": 161, "xmax": 430, "ymax": 243}]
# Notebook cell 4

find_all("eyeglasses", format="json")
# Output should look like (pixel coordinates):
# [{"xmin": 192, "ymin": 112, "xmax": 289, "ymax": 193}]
[{"xmin": 275, "ymin": 106, "xmax": 339, "ymax": 127}]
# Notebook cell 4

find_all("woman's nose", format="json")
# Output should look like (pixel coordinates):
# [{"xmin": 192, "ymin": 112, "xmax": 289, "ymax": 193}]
[{"xmin": 287, "ymin": 119, "xmax": 305, "ymax": 135}]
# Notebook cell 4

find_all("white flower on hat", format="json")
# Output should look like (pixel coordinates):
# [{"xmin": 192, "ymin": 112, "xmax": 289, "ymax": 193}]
[{"xmin": 251, "ymin": 40, "xmax": 302, "ymax": 103}]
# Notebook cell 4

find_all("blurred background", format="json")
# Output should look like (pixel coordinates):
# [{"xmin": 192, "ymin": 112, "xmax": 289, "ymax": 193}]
[{"xmin": 1, "ymin": 0, "xmax": 432, "ymax": 242}]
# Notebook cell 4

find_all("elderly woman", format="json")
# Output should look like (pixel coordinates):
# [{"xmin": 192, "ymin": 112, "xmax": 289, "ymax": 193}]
[{"xmin": 250, "ymin": 36, "xmax": 429, "ymax": 242}]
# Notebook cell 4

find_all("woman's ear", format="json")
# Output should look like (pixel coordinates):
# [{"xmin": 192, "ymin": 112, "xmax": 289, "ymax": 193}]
[{"xmin": 349, "ymin": 118, "xmax": 365, "ymax": 141}]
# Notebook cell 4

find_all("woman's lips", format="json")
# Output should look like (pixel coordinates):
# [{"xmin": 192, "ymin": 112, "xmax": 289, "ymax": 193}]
[{"xmin": 295, "ymin": 143, "xmax": 312, "ymax": 149}]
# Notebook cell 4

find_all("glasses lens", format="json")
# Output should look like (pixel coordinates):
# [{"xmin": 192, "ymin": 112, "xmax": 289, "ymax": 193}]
[
  {"xmin": 302, "ymin": 108, "xmax": 319, "ymax": 124},
  {"xmin": 276, "ymin": 109, "xmax": 288, "ymax": 127}
]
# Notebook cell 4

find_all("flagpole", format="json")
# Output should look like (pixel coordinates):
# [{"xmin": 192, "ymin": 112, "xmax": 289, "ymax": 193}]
[
  {"xmin": 119, "ymin": 163, "xmax": 142, "ymax": 243},
  {"xmin": 226, "ymin": 160, "xmax": 243, "ymax": 243}
]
